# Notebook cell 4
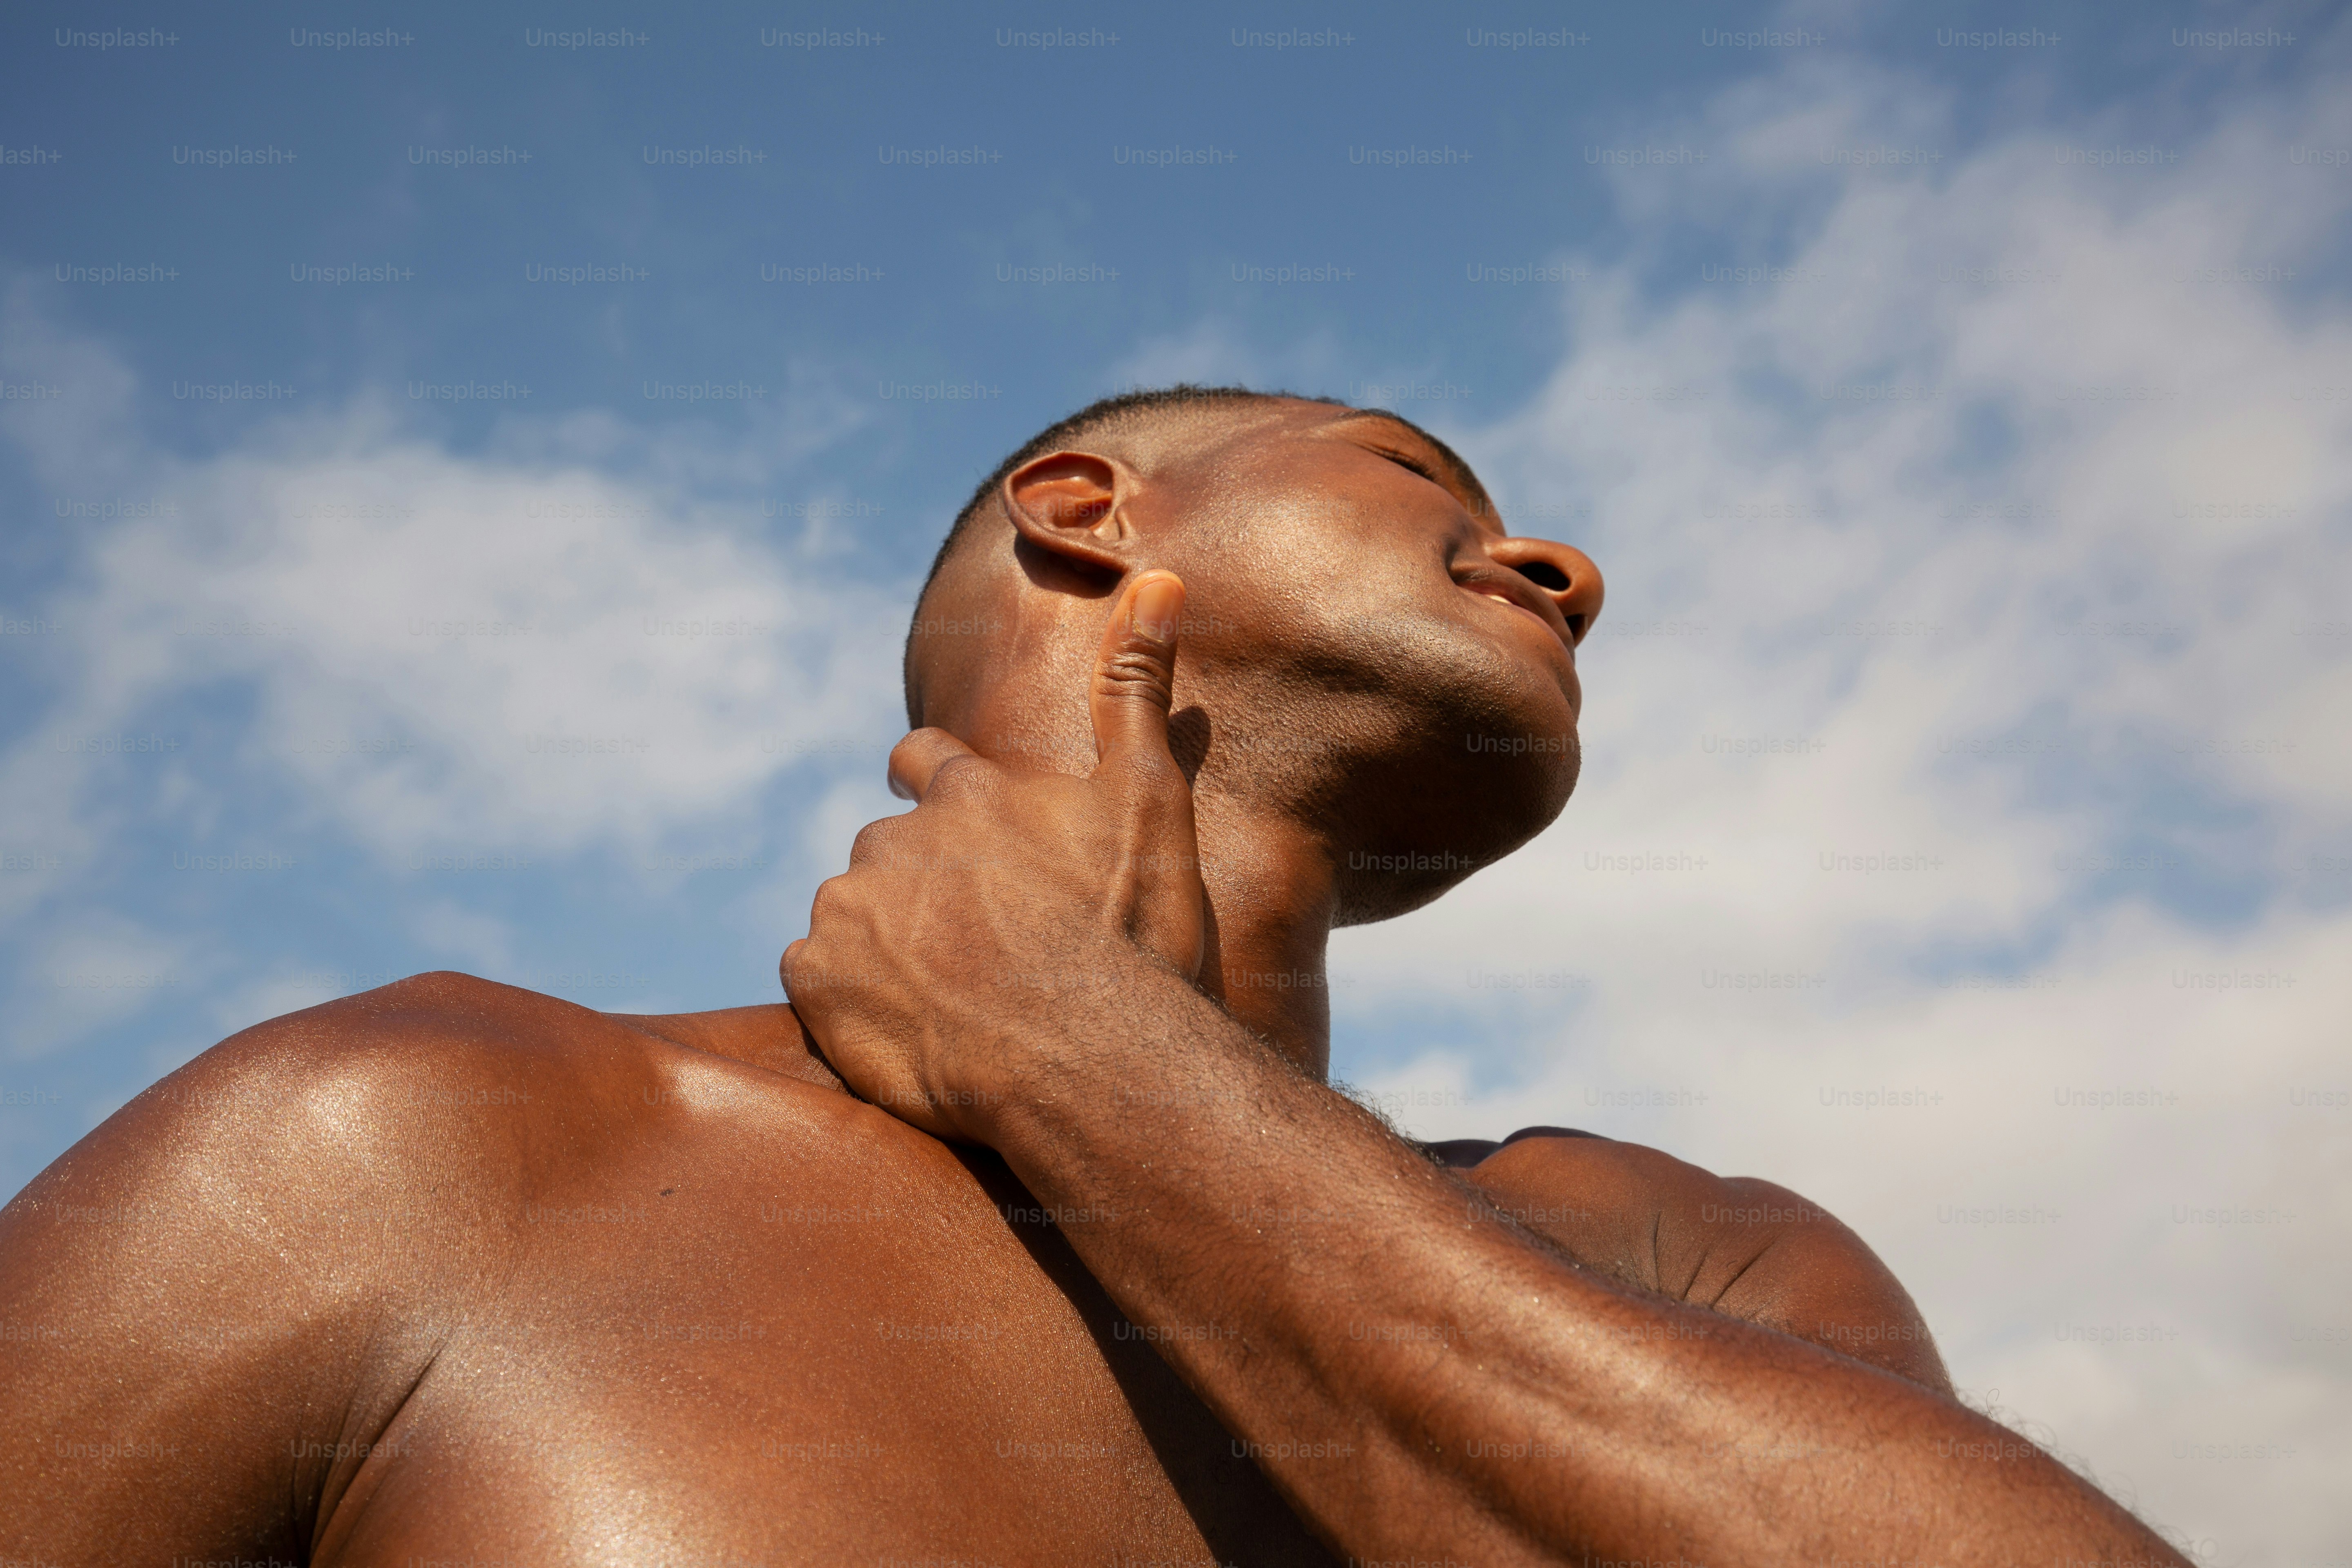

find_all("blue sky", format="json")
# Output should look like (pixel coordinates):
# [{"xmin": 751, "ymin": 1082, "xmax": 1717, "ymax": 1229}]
[
  {"xmin": 4, "ymin": 3, "xmax": 2349, "ymax": 1561},
  {"xmin": 12, "ymin": 0, "xmax": 2316, "ymax": 492}
]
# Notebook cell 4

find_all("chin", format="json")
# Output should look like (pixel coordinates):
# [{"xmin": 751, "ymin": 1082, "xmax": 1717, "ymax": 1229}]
[
  {"xmin": 1260, "ymin": 611, "xmax": 1584, "ymax": 923},
  {"xmin": 1443, "ymin": 646, "xmax": 1584, "ymax": 835},
  {"xmin": 1330, "ymin": 724, "xmax": 1580, "ymax": 927}
]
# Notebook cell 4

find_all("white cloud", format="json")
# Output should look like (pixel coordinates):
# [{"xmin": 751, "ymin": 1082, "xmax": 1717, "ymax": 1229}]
[
  {"xmin": 1, "ymin": 304, "xmax": 909, "ymax": 873},
  {"xmin": 408, "ymin": 898, "xmax": 521, "ymax": 975},
  {"xmin": 6, "ymin": 912, "xmax": 196, "ymax": 1064},
  {"xmin": 0, "ymin": 297, "xmax": 914, "ymax": 1060}
]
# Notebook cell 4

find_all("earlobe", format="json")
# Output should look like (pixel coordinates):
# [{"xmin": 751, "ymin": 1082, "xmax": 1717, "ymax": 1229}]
[{"xmin": 1003, "ymin": 450, "xmax": 1134, "ymax": 576}]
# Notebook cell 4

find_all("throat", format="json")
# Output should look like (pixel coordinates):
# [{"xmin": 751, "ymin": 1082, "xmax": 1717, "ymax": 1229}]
[{"xmin": 1192, "ymin": 803, "xmax": 1339, "ymax": 1077}]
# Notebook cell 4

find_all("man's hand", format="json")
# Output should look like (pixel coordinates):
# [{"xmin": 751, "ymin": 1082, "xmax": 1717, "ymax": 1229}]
[{"xmin": 782, "ymin": 570, "xmax": 1204, "ymax": 1139}]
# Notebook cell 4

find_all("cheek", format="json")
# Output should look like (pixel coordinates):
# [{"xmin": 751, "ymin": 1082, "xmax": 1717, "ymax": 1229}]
[
  {"xmin": 1165, "ymin": 539, "xmax": 1348, "ymax": 661},
  {"xmin": 1195, "ymin": 485, "xmax": 1414, "ymax": 584}
]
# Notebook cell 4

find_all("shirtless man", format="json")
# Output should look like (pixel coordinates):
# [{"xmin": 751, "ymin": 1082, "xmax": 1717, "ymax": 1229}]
[{"xmin": 1, "ymin": 388, "xmax": 2183, "ymax": 1566}]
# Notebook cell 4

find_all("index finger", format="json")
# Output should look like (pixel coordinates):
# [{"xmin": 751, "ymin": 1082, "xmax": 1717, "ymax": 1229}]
[{"xmin": 886, "ymin": 727, "xmax": 980, "ymax": 801}]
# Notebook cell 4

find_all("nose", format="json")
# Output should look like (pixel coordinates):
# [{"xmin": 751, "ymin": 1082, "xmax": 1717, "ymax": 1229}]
[{"xmin": 1487, "ymin": 537, "xmax": 1605, "ymax": 645}]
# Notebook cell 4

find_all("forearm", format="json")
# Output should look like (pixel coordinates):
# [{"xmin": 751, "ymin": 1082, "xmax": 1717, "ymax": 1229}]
[{"xmin": 969, "ymin": 955, "xmax": 2184, "ymax": 1566}]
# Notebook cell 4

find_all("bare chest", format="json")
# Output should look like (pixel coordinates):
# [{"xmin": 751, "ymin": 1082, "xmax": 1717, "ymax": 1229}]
[{"xmin": 314, "ymin": 1141, "xmax": 1334, "ymax": 1567}]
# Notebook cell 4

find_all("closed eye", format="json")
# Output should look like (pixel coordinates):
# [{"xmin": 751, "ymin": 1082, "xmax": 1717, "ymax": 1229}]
[{"xmin": 1370, "ymin": 446, "xmax": 1444, "ymax": 486}]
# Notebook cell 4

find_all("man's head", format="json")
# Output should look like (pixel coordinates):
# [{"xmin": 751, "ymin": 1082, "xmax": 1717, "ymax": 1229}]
[{"xmin": 904, "ymin": 386, "xmax": 1603, "ymax": 925}]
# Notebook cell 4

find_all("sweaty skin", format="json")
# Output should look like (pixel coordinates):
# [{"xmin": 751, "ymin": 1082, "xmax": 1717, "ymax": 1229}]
[
  {"xmin": 0, "ymin": 985, "xmax": 1940, "ymax": 1565},
  {"xmin": 0, "ymin": 400, "xmax": 2183, "ymax": 1565}
]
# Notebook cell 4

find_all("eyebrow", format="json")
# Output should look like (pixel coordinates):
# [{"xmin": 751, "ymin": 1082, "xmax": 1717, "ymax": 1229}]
[{"xmin": 1325, "ymin": 410, "xmax": 1500, "ymax": 524}]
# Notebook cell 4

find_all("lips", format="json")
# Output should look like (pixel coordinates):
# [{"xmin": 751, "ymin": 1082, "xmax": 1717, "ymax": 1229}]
[
  {"xmin": 1475, "ymin": 586, "xmax": 1545, "ymax": 620},
  {"xmin": 1457, "ymin": 569, "xmax": 1571, "ymax": 650}
]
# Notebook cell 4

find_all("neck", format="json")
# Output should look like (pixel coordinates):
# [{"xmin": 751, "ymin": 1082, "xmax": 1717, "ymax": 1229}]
[
  {"xmin": 957, "ymin": 677, "xmax": 1341, "ymax": 1078},
  {"xmin": 1188, "ymin": 790, "xmax": 1338, "ymax": 1078}
]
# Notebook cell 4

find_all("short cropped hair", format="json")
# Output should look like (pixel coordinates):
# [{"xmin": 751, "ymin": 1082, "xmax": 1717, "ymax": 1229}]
[{"xmin": 914, "ymin": 385, "xmax": 1327, "ymax": 608}]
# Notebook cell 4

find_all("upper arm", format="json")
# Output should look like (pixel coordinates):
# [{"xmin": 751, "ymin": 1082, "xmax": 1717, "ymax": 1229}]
[
  {"xmin": 0, "ymin": 976, "xmax": 524, "ymax": 1560},
  {"xmin": 1460, "ymin": 1131, "xmax": 1952, "ymax": 1392}
]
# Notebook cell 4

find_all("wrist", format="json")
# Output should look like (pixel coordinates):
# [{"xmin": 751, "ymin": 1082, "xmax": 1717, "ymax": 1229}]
[{"xmin": 940, "ymin": 939, "xmax": 1204, "ymax": 1144}]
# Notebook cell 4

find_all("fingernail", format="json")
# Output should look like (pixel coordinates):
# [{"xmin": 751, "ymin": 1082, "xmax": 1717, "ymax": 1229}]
[{"xmin": 1131, "ymin": 574, "xmax": 1183, "ymax": 643}]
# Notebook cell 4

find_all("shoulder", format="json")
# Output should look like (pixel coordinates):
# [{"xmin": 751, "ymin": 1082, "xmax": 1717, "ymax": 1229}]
[
  {"xmin": 6, "ymin": 973, "xmax": 619, "ymax": 1275},
  {"xmin": 6, "ymin": 973, "xmax": 876, "ymax": 1270},
  {"xmin": 1443, "ymin": 1126, "xmax": 1748, "ymax": 1285},
  {"xmin": 0, "ymin": 972, "xmax": 928, "ymax": 1555},
  {"xmin": 1453, "ymin": 1126, "xmax": 1951, "ymax": 1391},
  {"xmin": 153, "ymin": 970, "xmax": 833, "ymax": 1114},
  {"xmin": 106, "ymin": 972, "xmax": 884, "ymax": 1191},
  {"xmin": 0, "ymin": 973, "xmax": 919, "ymax": 1544},
  {"xmin": 0, "ymin": 972, "xmax": 602, "ymax": 1553},
  {"xmin": 100, "ymin": 971, "xmax": 660, "ymax": 1174}
]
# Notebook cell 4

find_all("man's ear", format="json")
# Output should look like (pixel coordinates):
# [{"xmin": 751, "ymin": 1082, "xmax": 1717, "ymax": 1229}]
[{"xmin": 1001, "ymin": 450, "xmax": 1140, "ymax": 576}]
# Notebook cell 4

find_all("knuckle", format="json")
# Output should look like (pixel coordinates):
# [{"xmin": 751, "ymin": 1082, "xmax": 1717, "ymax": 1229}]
[
  {"xmin": 780, "ymin": 941, "xmax": 820, "ymax": 998},
  {"xmin": 925, "ymin": 753, "xmax": 991, "ymax": 800},
  {"xmin": 1095, "ymin": 650, "xmax": 1174, "ymax": 705},
  {"xmin": 808, "ymin": 874, "xmax": 856, "ymax": 924},
  {"xmin": 848, "ymin": 820, "xmax": 895, "ymax": 865},
  {"xmin": 886, "ymin": 731, "xmax": 938, "ymax": 773}
]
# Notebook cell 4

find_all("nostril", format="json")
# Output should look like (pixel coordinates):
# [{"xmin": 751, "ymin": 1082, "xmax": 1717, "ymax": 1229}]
[{"xmin": 1515, "ymin": 561, "xmax": 1570, "ymax": 591}]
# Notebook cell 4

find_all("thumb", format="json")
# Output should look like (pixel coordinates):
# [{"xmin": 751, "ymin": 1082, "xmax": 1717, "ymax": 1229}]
[{"xmin": 1089, "ymin": 570, "xmax": 1185, "ymax": 780}]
